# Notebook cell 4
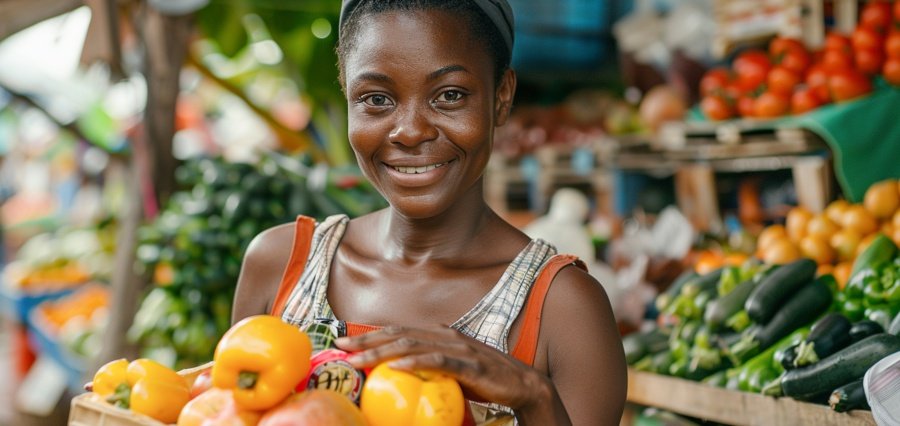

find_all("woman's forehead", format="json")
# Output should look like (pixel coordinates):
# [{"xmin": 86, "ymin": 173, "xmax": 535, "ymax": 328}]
[{"xmin": 344, "ymin": 10, "xmax": 493, "ymax": 82}]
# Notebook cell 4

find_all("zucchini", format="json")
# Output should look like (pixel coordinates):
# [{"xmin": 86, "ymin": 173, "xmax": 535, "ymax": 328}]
[
  {"xmin": 850, "ymin": 234, "xmax": 898, "ymax": 280},
  {"xmin": 731, "ymin": 278, "xmax": 832, "ymax": 362},
  {"xmin": 656, "ymin": 270, "xmax": 698, "ymax": 312},
  {"xmin": 793, "ymin": 313, "xmax": 853, "ymax": 368},
  {"xmin": 774, "ymin": 342, "xmax": 800, "ymax": 371},
  {"xmin": 828, "ymin": 379, "xmax": 869, "ymax": 413},
  {"xmin": 704, "ymin": 279, "xmax": 757, "ymax": 330},
  {"xmin": 890, "ymin": 311, "xmax": 900, "ymax": 336},
  {"xmin": 782, "ymin": 333, "xmax": 900, "ymax": 400},
  {"xmin": 623, "ymin": 328, "xmax": 670, "ymax": 365},
  {"xmin": 850, "ymin": 320, "xmax": 885, "ymax": 342},
  {"xmin": 745, "ymin": 258, "xmax": 817, "ymax": 324},
  {"xmin": 682, "ymin": 268, "xmax": 725, "ymax": 297}
]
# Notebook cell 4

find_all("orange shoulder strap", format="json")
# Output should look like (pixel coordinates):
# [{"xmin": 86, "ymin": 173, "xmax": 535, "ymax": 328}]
[
  {"xmin": 270, "ymin": 215, "xmax": 317, "ymax": 317},
  {"xmin": 510, "ymin": 254, "xmax": 586, "ymax": 366}
]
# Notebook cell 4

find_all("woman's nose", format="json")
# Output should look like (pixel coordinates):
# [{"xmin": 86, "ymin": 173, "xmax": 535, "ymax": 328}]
[{"xmin": 388, "ymin": 104, "xmax": 438, "ymax": 147}]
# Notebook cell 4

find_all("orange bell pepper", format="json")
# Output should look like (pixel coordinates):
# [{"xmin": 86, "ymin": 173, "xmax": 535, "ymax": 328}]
[
  {"xmin": 93, "ymin": 358, "xmax": 191, "ymax": 424},
  {"xmin": 360, "ymin": 363, "xmax": 465, "ymax": 426},
  {"xmin": 211, "ymin": 315, "xmax": 312, "ymax": 411},
  {"xmin": 92, "ymin": 358, "xmax": 129, "ymax": 398}
]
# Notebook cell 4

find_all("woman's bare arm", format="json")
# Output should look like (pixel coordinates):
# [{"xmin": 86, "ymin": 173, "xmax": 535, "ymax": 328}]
[
  {"xmin": 538, "ymin": 266, "xmax": 627, "ymax": 425},
  {"xmin": 231, "ymin": 223, "xmax": 295, "ymax": 324}
]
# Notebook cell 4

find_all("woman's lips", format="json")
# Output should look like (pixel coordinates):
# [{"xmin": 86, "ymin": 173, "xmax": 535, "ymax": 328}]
[{"xmin": 383, "ymin": 160, "xmax": 454, "ymax": 188}]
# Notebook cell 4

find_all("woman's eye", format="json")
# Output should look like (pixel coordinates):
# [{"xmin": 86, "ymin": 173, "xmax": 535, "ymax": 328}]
[
  {"xmin": 438, "ymin": 90, "xmax": 464, "ymax": 103},
  {"xmin": 363, "ymin": 94, "xmax": 391, "ymax": 106}
]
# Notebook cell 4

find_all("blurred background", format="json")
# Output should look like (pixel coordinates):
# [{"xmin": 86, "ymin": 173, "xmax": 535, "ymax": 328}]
[{"xmin": 2, "ymin": 0, "xmax": 900, "ymax": 425}]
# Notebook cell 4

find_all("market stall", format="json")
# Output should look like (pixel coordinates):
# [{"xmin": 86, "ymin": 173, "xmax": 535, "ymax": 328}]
[{"xmin": 1, "ymin": 0, "xmax": 900, "ymax": 425}]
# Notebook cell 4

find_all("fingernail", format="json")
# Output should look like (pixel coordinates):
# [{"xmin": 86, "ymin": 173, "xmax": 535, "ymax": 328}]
[
  {"xmin": 346, "ymin": 354, "xmax": 363, "ymax": 364},
  {"xmin": 335, "ymin": 337, "xmax": 350, "ymax": 346}
]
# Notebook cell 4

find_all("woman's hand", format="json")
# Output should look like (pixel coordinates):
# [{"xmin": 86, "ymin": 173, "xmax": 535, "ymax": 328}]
[{"xmin": 335, "ymin": 324, "xmax": 552, "ymax": 411}]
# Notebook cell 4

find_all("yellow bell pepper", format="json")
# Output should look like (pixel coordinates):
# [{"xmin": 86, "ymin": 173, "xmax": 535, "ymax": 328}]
[
  {"xmin": 92, "ymin": 358, "xmax": 129, "ymax": 398},
  {"xmin": 360, "ymin": 363, "xmax": 465, "ymax": 426},
  {"xmin": 211, "ymin": 315, "xmax": 312, "ymax": 411},
  {"xmin": 130, "ymin": 375, "xmax": 192, "ymax": 424}
]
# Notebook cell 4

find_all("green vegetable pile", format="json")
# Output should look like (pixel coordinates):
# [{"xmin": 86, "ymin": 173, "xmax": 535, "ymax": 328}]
[
  {"xmin": 127, "ymin": 154, "xmax": 386, "ymax": 368},
  {"xmin": 625, "ymin": 235, "xmax": 900, "ymax": 412}
]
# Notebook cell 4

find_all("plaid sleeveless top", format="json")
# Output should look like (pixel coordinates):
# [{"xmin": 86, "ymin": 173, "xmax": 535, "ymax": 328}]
[{"xmin": 276, "ymin": 214, "xmax": 573, "ymax": 423}]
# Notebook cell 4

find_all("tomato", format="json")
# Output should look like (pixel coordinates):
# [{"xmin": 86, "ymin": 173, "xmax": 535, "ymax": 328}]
[
  {"xmin": 700, "ymin": 68, "xmax": 733, "ymax": 97},
  {"xmin": 805, "ymin": 64, "xmax": 831, "ymax": 102},
  {"xmin": 828, "ymin": 69, "xmax": 873, "ymax": 102},
  {"xmin": 855, "ymin": 48, "xmax": 886, "ymax": 75},
  {"xmin": 860, "ymin": 1, "xmax": 893, "ymax": 34},
  {"xmin": 886, "ymin": 32, "xmax": 900, "ymax": 59},
  {"xmin": 895, "ymin": 1, "xmax": 900, "ymax": 22},
  {"xmin": 701, "ymin": 95, "xmax": 734, "ymax": 121},
  {"xmin": 852, "ymin": 27, "xmax": 884, "ymax": 52},
  {"xmin": 884, "ymin": 58, "xmax": 900, "ymax": 86},
  {"xmin": 770, "ymin": 38, "xmax": 811, "ymax": 75},
  {"xmin": 724, "ymin": 82, "xmax": 747, "ymax": 102},
  {"xmin": 825, "ymin": 33, "xmax": 852, "ymax": 54},
  {"xmin": 767, "ymin": 66, "xmax": 802, "ymax": 94},
  {"xmin": 736, "ymin": 95, "xmax": 756, "ymax": 117},
  {"xmin": 822, "ymin": 49, "xmax": 855, "ymax": 72},
  {"xmin": 734, "ymin": 50, "xmax": 772, "ymax": 91},
  {"xmin": 753, "ymin": 90, "xmax": 790, "ymax": 118},
  {"xmin": 791, "ymin": 88, "xmax": 822, "ymax": 115}
]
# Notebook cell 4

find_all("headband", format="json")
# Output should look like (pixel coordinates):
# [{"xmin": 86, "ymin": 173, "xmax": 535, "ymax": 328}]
[{"xmin": 339, "ymin": 0, "xmax": 515, "ymax": 54}]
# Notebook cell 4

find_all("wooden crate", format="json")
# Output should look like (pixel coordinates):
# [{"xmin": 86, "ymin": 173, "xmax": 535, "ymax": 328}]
[
  {"xmin": 68, "ymin": 393, "xmax": 166, "ymax": 426},
  {"xmin": 627, "ymin": 368, "xmax": 876, "ymax": 426}
]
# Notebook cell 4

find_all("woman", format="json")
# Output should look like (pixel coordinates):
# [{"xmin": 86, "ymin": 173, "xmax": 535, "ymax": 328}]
[{"xmin": 232, "ymin": 1, "xmax": 627, "ymax": 424}]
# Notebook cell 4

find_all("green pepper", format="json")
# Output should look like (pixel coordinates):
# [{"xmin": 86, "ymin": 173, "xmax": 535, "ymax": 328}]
[
  {"xmin": 845, "ymin": 268, "xmax": 876, "ymax": 299},
  {"xmin": 885, "ymin": 283, "xmax": 900, "ymax": 303},
  {"xmin": 670, "ymin": 338, "xmax": 691, "ymax": 361},
  {"xmin": 841, "ymin": 298, "xmax": 865, "ymax": 322},
  {"xmin": 864, "ymin": 283, "xmax": 887, "ymax": 305},
  {"xmin": 866, "ymin": 307, "xmax": 893, "ymax": 330}
]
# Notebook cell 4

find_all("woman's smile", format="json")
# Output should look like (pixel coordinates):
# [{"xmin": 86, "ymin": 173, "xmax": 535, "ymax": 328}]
[{"xmin": 383, "ymin": 159, "xmax": 455, "ymax": 188}]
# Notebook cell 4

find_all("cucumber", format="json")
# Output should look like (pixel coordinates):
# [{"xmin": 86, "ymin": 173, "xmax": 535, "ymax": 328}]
[
  {"xmin": 756, "ymin": 279, "xmax": 832, "ymax": 350},
  {"xmin": 850, "ymin": 320, "xmax": 885, "ymax": 342},
  {"xmin": 745, "ymin": 258, "xmax": 817, "ymax": 324},
  {"xmin": 656, "ymin": 270, "xmax": 699, "ymax": 312},
  {"xmin": 828, "ymin": 379, "xmax": 869, "ymax": 413},
  {"xmin": 782, "ymin": 333, "xmax": 900, "ymax": 400},
  {"xmin": 793, "ymin": 313, "xmax": 853, "ymax": 368},
  {"xmin": 889, "ymin": 311, "xmax": 900, "ymax": 336},
  {"xmin": 704, "ymin": 279, "xmax": 757, "ymax": 330},
  {"xmin": 623, "ymin": 328, "xmax": 670, "ymax": 365},
  {"xmin": 731, "ymin": 279, "xmax": 832, "ymax": 362},
  {"xmin": 850, "ymin": 234, "xmax": 898, "ymax": 280}
]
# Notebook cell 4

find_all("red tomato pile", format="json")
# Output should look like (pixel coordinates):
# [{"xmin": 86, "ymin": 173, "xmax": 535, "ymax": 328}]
[{"xmin": 701, "ymin": 1, "xmax": 900, "ymax": 121}]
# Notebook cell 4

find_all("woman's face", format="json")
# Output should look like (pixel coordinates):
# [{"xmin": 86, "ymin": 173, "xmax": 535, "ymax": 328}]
[{"xmin": 343, "ymin": 9, "xmax": 514, "ymax": 219}]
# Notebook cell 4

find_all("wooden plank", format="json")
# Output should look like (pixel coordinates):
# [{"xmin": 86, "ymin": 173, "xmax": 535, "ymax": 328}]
[{"xmin": 627, "ymin": 369, "xmax": 875, "ymax": 426}]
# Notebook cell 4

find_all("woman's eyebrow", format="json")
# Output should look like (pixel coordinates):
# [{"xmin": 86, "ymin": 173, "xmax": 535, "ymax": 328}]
[
  {"xmin": 353, "ymin": 71, "xmax": 393, "ymax": 84},
  {"xmin": 427, "ymin": 65, "xmax": 468, "ymax": 81}
]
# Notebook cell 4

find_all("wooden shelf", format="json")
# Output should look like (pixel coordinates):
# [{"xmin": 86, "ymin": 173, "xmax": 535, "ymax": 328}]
[{"xmin": 627, "ymin": 368, "xmax": 875, "ymax": 426}]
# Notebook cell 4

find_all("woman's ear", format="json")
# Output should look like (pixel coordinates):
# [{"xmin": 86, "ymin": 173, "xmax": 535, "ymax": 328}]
[{"xmin": 494, "ymin": 68, "xmax": 517, "ymax": 125}]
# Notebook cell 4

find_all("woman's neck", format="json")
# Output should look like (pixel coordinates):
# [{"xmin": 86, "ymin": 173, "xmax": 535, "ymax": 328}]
[{"xmin": 379, "ymin": 182, "xmax": 496, "ymax": 265}]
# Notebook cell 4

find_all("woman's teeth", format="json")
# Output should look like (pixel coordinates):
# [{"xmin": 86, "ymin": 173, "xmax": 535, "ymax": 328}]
[{"xmin": 392, "ymin": 162, "xmax": 448, "ymax": 174}]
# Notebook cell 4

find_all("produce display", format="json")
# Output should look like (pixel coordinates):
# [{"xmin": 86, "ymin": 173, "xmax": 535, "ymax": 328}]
[
  {"xmin": 700, "ymin": 1, "xmax": 900, "ymax": 121},
  {"xmin": 128, "ymin": 154, "xmax": 385, "ymax": 368},
  {"xmin": 31, "ymin": 284, "xmax": 109, "ymax": 360},
  {"xmin": 626, "ymin": 217, "xmax": 900, "ymax": 413},
  {"xmin": 84, "ymin": 315, "xmax": 469, "ymax": 426},
  {"xmin": 754, "ymin": 178, "xmax": 900, "ymax": 289}
]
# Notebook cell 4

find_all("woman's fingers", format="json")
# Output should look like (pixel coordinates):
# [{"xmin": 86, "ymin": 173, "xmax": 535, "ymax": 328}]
[{"xmin": 344, "ymin": 334, "xmax": 472, "ymax": 367}]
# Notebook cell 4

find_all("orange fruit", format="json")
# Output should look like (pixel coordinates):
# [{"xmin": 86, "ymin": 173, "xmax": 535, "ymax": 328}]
[
  {"xmin": 695, "ymin": 251, "xmax": 725, "ymax": 275},
  {"xmin": 786, "ymin": 207, "xmax": 813, "ymax": 243},
  {"xmin": 893, "ymin": 209, "xmax": 900, "ymax": 229},
  {"xmin": 757, "ymin": 225, "xmax": 787, "ymax": 252},
  {"xmin": 800, "ymin": 235, "xmax": 836, "ymax": 265},
  {"xmin": 833, "ymin": 262, "xmax": 852, "ymax": 290},
  {"xmin": 763, "ymin": 239, "xmax": 801, "ymax": 265},
  {"xmin": 806, "ymin": 214, "xmax": 840, "ymax": 240},
  {"xmin": 864, "ymin": 179, "xmax": 900, "ymax": 219},
  {"xmin": 893, "ymin": 227, "xmax": 900, "ymax": 248},
  {"xmin": 825, "ymin": 199, "xmax": 850, "ymax": 224},
  {"xmin": 842, "ymin": 205, "xmax": 879, "ymax": 235},
  {"xmin": 830, "ymin": 228, "xmax": 862, "ymax": 262},
  {"xmin": 883, "ymin": 222, "xmax": 895, "ymax": 237},
  {"xmin": 816, "ymin": 263, "xmax": 834, "ymax": 277}
]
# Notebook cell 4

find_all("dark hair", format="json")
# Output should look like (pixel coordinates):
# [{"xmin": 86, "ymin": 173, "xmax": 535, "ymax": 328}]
[{"xmin": 337, "ymin": 0, "xmax": 511, "ymax": 88}]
